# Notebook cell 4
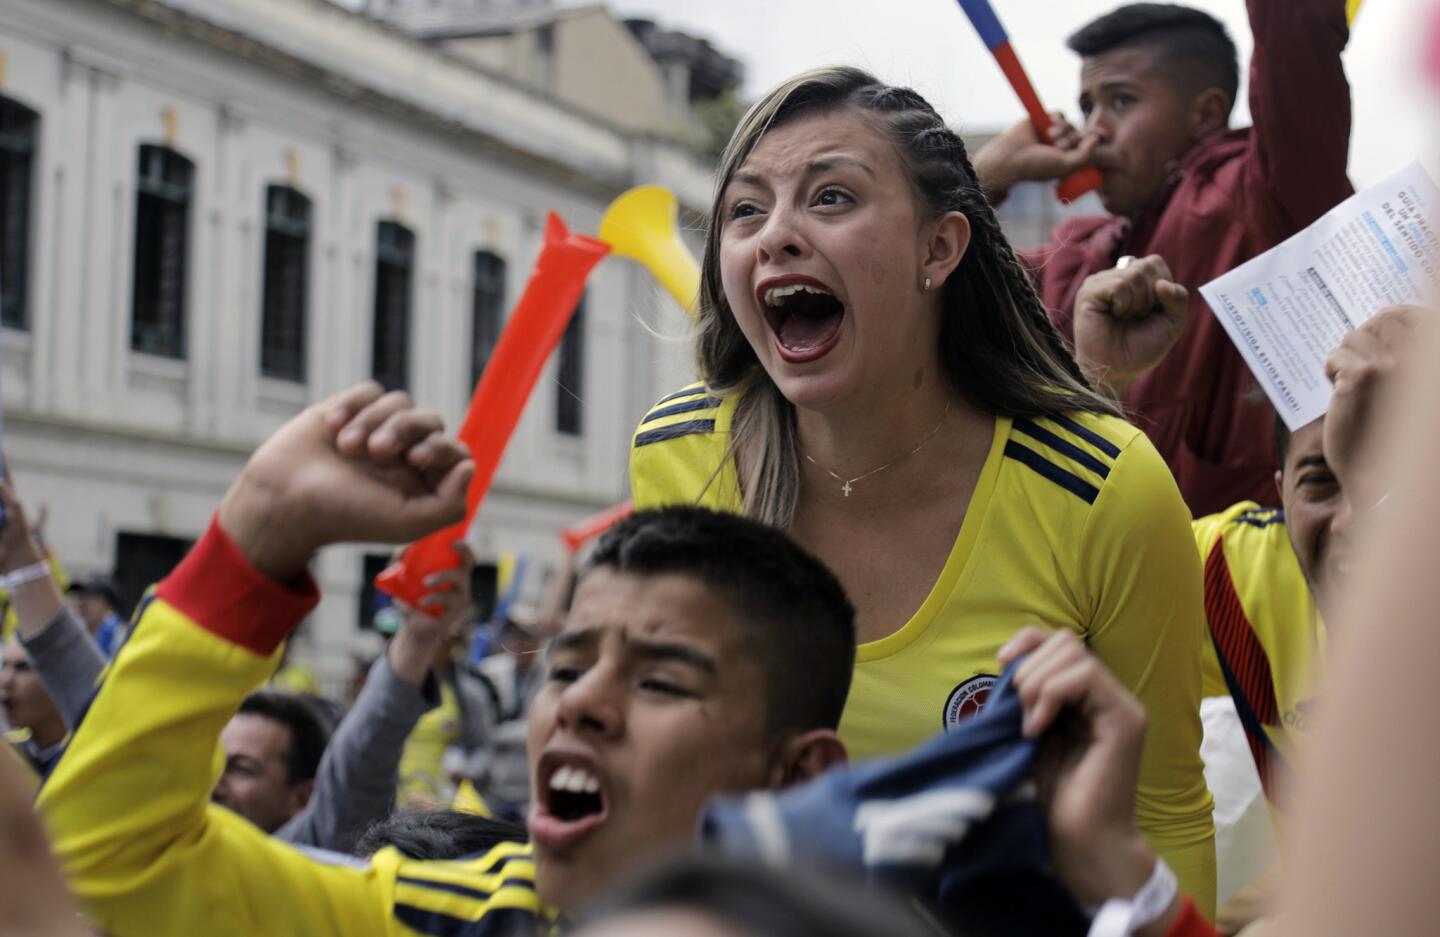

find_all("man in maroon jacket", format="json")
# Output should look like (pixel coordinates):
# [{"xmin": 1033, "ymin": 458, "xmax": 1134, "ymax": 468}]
[{"xmin": 974, "ymin": 2, "xmax": 1353, "ymax": 516}]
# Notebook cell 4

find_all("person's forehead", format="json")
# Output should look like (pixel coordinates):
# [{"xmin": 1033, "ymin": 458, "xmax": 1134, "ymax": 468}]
[
  {"xmin": 1286, "ymin": 419, "xmax": 1326, "ymax": 471},
  {"xmin": 733, "ymin": 111, "xmax": 897, "ymax": 184},
  {"xmin": 562, "ymin": 569, "xmax": 746, "ymax": 659},
  {"xmin": 224, "ymin": 713, "xmax": 293, "ymax": 754},
  {"xmin": 1080, "ymin": 45, "xmax": 1166, "ymax": 88},
  {"xmin": 1, "ymin": 639, "xmax": 28, "ymax": 664}
]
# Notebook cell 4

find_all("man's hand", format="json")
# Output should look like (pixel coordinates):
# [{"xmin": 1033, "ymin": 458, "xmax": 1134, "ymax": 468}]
[
  {"xmin": 972, "ymin": 114, "xmax": 1097, "ymax": 203},
  {"xmin": 1324, "ymin": 305, "xmax": 1430, "ymax": 502},
  {"xmin": 1072, "ymin": 255, "xmax": 1188, "ymax": 400},
  {"xmin": 218, "ymin": 383, "xmax": 472, "ymax": 583},
  {"xmin": 998, "ymin": 628, "xmax": 1179, "ymax": 935},
  {"xmin": 387, "ymin": 543, "xmax": 476, "ymax": 689}
]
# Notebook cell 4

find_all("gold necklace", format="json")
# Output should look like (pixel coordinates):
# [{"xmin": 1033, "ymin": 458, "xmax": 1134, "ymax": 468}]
[{"xmin": 803, "ymin": 402, "xmax": 952, "ymax": 497}]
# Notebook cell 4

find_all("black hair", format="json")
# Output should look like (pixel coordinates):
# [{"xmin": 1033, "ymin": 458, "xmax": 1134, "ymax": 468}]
[
  {"xmin": 354, "ymin": 810, "xmax": 528, "ymax": 860},
  {"xmin": 1067, "ymin": 4, "xmax": 1239, "ymax": 113},
  {"xmin": 585, "ymin": 507, "xmax": 856, "ymax": 738},
  {"xmin": 236, "ymin": 690, "xmax": 330, "ymax": 784},
  {"xmin": 1275, "ymin": 413, "xmax": 1293, "ymax": 471},
  {"xmin": 579, "ymin": 855, "xmax": 938, "ymax": 937}
]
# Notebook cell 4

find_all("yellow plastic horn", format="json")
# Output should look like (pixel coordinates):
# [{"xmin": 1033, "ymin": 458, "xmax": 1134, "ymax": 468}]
[{"xmin": 598, "ymin": 185, "xmax": 701, "ymax": 317}]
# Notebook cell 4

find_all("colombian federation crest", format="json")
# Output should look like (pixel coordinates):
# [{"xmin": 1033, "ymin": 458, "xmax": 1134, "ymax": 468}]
[{"xmin": 942, "ymin": 674, "xmax": 997, "ymax": 729}]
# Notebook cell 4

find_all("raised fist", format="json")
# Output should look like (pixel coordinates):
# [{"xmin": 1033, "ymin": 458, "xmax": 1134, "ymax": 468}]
[
  {"xmin": 1072, "ymin": 254, "xmax": 1188, "ymax": 399},
  {"xmin": 218, "ymin": 383, "xmax": 473, "ymax": 582}
]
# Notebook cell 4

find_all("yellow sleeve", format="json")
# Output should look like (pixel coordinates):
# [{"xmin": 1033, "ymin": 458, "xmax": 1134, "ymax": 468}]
[
  {"xmin": 1082, "ymin": 433, "xmax": 1217, "ymax": 917},
  {"xmin": 628, "ymin": 385, "xmax": 740, "ymax": 512},
  {"xmin": 37, "ymin": 522, "xmax": 543, "ymax": 937}
]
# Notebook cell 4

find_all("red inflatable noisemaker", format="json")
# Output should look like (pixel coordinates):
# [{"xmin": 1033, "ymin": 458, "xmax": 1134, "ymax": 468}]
[{"xmin": 376, "ymin": 214, "xmax": 610, "ymax": 609}]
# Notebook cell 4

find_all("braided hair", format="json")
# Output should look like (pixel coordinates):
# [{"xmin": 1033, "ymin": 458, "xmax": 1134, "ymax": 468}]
[{"xmin": 696, "ymin": 66, "xmax": 1119, "ymax": 528}]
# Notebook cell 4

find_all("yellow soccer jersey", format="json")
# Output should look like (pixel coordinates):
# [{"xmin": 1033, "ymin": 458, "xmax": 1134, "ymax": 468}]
[
  {"xmin": 1193, "ymin": 503, "xmax": 1324, "ymax": 804},
  {"xmin": 631, "ymin": 385, "xmax": 1216, "ymax": 914},
  {"xmin": 39, "ymin": 523, "xmax": 549, "ymax": 937}
]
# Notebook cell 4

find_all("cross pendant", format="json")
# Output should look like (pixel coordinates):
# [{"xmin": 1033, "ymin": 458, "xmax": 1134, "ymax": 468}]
[{"xmin": 841, "ymin": 480, "xmax": 853, "ymax": 497}]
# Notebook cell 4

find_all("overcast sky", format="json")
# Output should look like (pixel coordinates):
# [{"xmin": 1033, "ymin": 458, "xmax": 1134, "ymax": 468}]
[{"xmin": 549, "ymin": 0, "xmax": 1432, "ymax": 187}]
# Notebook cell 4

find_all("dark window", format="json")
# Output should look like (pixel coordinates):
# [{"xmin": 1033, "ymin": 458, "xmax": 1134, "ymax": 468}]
[
  {"xmin": 372, "ymin": 221, "xmax": 414, "ymax": 392},
  {"xmin": 113, "ymin": 531, "xmax": 193, "ymax": 620},
  {"xmin": 0, "ymin": 98, "xmax": 38, "ymax": 330},
  {"xmin": 260, "ymin": 185, "xmax": 311, "ymax": 382},
  {"xmin": 470, "ymin": 251, "xmax": 506, "ymax": 390},
  {"xmin": 358, "ymin": 553, "xmax": 394, "ymax": 631},
  {"xmin": 470, "ymin": 563, "xmax": 499, "ymax": 625},
  {"xmin": 556, "ymin": 294, "xmax": 585, "ymax": 436},
  {"xmin": 131, "ymin": 145, "xmax": 194, "ymax": 358}
]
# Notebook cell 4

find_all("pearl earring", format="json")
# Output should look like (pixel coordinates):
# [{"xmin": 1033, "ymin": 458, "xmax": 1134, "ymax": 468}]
[{"xmin": 922, "ymin": 276, "xmax": 932, "ymax": 292}]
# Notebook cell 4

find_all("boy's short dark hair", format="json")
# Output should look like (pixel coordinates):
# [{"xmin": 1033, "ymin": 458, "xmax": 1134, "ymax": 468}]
[
  {"xmin": 583, "ymin": 855, "xmax": 934, "ymax": 937},
  {"xmin": 1068, "ymin": 4, "xmax": 1239, "ymax": 113},
  {"xmin": 354, "ymin": 810, "xmax": 528, "ymax": 860},
  {"xmin": 1274, "ymin": 413, "xmax": 1293, "ymax": 472},
  {"xmin": 585, "ymin": 507, "xmax": 856, "ymax": 738},
  {"xmin": 237, "ymin": 690, "xmax": 330, "ymax": 784}
]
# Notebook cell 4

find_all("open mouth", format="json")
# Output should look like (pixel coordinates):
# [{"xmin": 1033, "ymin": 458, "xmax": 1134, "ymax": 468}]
[
  {"xmin": 759, "ymin": 278, "xmax": 845, "ymax": 363},
  {"xmin": 546, "ymin": 764, "xmax": 605, "ymax": 822},
  {"xmin": 530, "ymin": 756, "xmax": 609, "ymax": 851}
]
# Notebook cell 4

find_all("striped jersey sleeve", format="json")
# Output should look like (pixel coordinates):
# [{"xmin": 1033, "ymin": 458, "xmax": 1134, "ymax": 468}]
[
  {"xmin": 1012, "ymin": 411, "xmax": 1215, "ymax": 913},
  {"xmin": 391, "ymin": 843, "xmax": 549, "ymax": 936},
  {"xmin": 37, "ymin": 519, "xmax": 549, "ymax": 937},
  {"xmin": 629, "ymin": 384, "xmax": 741, "ymax": 512}
]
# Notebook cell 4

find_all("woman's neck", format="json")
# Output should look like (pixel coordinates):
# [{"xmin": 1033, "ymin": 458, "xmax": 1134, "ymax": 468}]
[{"xmin": 793, "ymin": 368, "xmax": 991, "ymax": 505}]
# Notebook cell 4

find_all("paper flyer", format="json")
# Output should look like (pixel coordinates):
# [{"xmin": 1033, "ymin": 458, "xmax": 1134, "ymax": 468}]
[{"xmin": 1199, "ymin": 161, "xmax": 1439, "ymax": 430}]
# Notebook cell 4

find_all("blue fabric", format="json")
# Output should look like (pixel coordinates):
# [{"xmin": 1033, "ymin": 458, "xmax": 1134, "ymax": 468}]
[
  {"xmin": 702, "ymin": 659, "xmax": 1089, "ymax": 933},
  {"xmin": 94, "ymin": 612, "xmax": 127, "ymax": 659}
]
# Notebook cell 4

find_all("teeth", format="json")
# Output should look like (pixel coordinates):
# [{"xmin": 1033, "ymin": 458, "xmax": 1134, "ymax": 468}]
[
  {"xmin": 764, "ymin": 283, "xmax": 833, "ymax": 307},
  {"xmin": 549, "ymin": 764, "xmax": 600, "ymax": 795}
]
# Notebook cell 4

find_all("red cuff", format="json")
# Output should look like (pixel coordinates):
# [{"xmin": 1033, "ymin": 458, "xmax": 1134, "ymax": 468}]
[
  {"xmin": 155, "ymin": 516, "xmax": 320, "ymax": 656},
  {"xmin": 1163, "ymin": 899, "xmax": 1219, "ymax": 937}
]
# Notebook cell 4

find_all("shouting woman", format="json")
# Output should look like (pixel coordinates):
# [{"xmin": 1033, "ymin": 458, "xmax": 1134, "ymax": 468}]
[{"xmin": 630, "ymin": 66, "xmax": 1215, "ymax": 911}]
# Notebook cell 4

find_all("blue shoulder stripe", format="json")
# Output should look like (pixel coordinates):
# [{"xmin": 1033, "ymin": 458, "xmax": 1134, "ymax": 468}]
[
  {"xmin": 655, "ymin": 385, "xmax": 710, "ymax": 405},
  {"xmin": 642, "ymin": 397, "xmax": 721, "ymax": 424},
  {"xmin": 1014, "ymin": 419, "xmax": 1111, "ymax": 479},
  {"xmin": 397, "ymin": 871, "xmax": 535, "ymax": 903},
  {"xmin": 1004, "ymin": 441, "xmax": 1099, "ymax": 504},
  {"xmin": 634, "ymin": 419, "xmax": 716, "ymax": 448},
  {"xmin": 1049, "ymin": 415, "xmax": 1122, "ymax": 460},
  {"xmin": 394, "ymin": 904, "xmax": 541, "ymax": 937},
  {"xmin": 1236, "ymin": 509, "xmax": 1285, "ymax": 529}
]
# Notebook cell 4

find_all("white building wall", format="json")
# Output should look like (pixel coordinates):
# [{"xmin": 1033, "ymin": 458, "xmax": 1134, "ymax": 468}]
[{"xmin": 0, "ymin": 0, "xmax": 707, "ymax": 691}]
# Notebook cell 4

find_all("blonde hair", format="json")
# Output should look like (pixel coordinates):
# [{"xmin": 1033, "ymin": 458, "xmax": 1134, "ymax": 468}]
[{"xmin": 697, "ymin": 66, "xmax": 1119, "ymax": 528}]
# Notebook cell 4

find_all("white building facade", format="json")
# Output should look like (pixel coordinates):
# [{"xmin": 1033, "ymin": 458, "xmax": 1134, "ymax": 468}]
[{"xmin": 0, "ymin": 0, "xmax": 708, "ymax": 688}]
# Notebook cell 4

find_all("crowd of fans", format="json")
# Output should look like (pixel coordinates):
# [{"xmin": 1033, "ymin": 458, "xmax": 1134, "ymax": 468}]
[{"xmin": 0, "ymin": 1, "xmax": 1433, "ymax": 935}]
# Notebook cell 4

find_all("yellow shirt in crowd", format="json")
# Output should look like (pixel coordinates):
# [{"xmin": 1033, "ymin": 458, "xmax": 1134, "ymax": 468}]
[
  {"xmin": 1193, "ymin": 502, "xmax": 1325, "ymax": 804},
  {"xmin": 631, "ymin": 383, "xmax": 1217, "ymax": 914}
]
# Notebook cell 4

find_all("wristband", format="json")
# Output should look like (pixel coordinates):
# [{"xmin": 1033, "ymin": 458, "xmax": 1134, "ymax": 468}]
[
  {"xmin": 1087, "ymin": 857, "xmax": 1178, "ymax": 937},
  {"xmin": 0, "ymin": 560, "xmax": 52, "ymax": 591}
]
